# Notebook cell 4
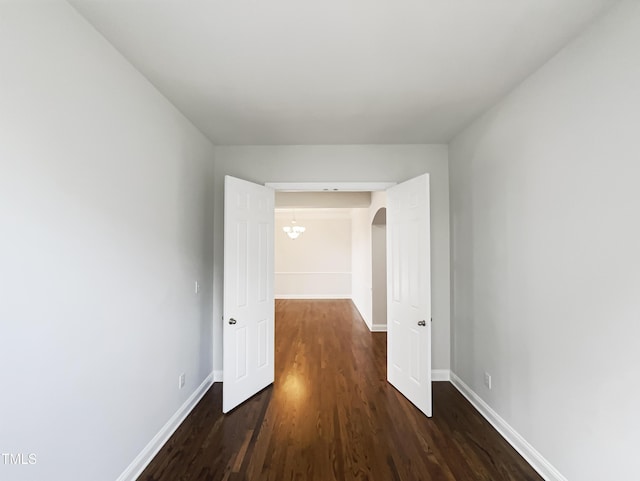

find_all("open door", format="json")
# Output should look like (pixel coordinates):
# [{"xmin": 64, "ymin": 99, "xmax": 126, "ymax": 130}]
[
  {"xmin": 223, "ymin": 176, "xmax": 274, "ymax": 413},
  {"xmin": 386, "ymin": 173, "xmax": 432, "ymax": 417}
]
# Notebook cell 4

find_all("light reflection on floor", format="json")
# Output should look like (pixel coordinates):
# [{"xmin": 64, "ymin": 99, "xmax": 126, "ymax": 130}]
[{"xmin": 279, "ymin": 371, "xmax": 308, "ymax": 404}]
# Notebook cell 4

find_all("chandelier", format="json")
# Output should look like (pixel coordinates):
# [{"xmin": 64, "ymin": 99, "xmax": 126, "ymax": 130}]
[{"xmin": 283, "ymin": 211, "xmax": 306, "ymax": 240}]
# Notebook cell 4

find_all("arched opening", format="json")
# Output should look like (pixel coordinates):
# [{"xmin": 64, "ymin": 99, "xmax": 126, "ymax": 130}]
[{"xmin": 371, "ymin": 207, "xmax": 387, "ymax": 330}]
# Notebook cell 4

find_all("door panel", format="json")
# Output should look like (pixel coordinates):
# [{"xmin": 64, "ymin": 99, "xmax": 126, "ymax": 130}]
[
  {"xmin": 223, "ymin": 176, "xmax": 274, "ymax": 413},
  {"xmin": 387, "ymin": 173, "xmax": 432, "ymax": 417}
]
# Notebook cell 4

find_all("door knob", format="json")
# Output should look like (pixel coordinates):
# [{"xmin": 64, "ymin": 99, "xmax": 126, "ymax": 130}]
[
  {"xmin": 417, "ymin": 320, "xmax": 426, "ymax": 326},
  {"xmin": 228, "ymin": 318, "xmax": 237, "ymax": 325}
]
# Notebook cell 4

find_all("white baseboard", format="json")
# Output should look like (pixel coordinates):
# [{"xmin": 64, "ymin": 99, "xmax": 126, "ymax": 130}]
[
  {"xmin": 213, "ymin": 370, "xmax": 223, "ymax": 382},
  {"xmin": 450, "ymin": 372, "xmax": 566, "ymax": 481},
  {"xmin": 275, "ymin": 294, "xmax": 352, "ymax": 299},
  {"xmin": 431, "ymin": 369, "xmax": 450, "ymax": 381},
  {"xmin": 371, "ymin": 324, "xmax": 387, "ymax": 332},
  {"xmin": 116, "ymin": 372, "xmax": 214, "ymax": 481}
]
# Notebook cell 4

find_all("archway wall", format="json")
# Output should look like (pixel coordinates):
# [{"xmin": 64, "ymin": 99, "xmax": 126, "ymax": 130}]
[
  {"xmin": 351, "ymin": 191, "xmax": 387, "ymax": 330},
  {"xmin": 371, "ymin": 208, "xmax": 387, "ymax": 329}
]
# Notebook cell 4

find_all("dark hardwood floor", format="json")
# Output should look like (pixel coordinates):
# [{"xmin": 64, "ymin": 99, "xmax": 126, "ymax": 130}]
[{"xmin": 139, "ymin": 299, "xmax": 542, "ymax": 481}]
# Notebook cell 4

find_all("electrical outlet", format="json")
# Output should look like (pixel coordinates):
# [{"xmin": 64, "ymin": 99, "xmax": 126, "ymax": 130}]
[
  {"xmin": 194, "ymin": 281, "xmax": 200, "ymax": 294},
  {"xmin": 178, "ymin": 373, "xmax": 186, "ymax": 389},
  {"xmin": 484, "ymin": 372, "xmax": 492, "ymax": 390}
]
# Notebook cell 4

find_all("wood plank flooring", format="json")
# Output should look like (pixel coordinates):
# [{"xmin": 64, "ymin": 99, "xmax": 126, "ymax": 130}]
[{"xmin": 139, "ymin": 299, "xmax": 542, "ymax": 481}]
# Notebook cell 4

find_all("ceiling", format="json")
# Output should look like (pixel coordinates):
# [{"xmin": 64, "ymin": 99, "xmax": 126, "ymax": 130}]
[{"xmin": 69, "ymin": 0, "xmax": 615, "ymax": 145}]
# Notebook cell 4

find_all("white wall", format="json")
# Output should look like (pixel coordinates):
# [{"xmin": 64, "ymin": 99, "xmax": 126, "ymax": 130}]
[
  {"xmin": 0, "ymin": 2, "xmax": 215, "ymax": 480},
  {"xmin": 351, "ymin": 209, "xmax": 371, "ymax": 327},
  {"xmin": 275, "ymin": 209, "xmax": 352, "ymax": 298},
  {"xmin": 351, "ymin": 191, "xmax": 388, "ymax": 330},
  {"xmin": 276, "ymin": 191, "xmax": 371, "ymax": 208},
  {"xmin": 371, "ymin": 216, "xmax": 387, "ymax": 329},
  {"xmin": 449, "ymin": 2, "xmax": 640, "ymax": 480},
  {"xmin": 213, "ymin": 145, "xmax": 450, "ymax": 372}
]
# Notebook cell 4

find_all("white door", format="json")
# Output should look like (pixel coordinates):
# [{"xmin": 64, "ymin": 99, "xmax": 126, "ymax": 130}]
[
  {"xmin": 223, "ymin": 176, "xmax": 274, "ymax": 413},
  {"xmin": 386, "ymin": 173, "xmax": 432, "ymax": 417}
]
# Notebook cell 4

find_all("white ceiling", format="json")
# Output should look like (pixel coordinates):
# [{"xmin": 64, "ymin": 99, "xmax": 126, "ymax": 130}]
[{"xmin": 69, "ymin": 0, "xmax": 616, "ymax": 145}]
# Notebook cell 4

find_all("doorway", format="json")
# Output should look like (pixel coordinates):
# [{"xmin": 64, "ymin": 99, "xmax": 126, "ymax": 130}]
[
  {"xmin": 267, "ymin": 183, "xmax": 392, "ymax": 329},
  {"xmin": 224, "ymin": 176, "xmax": 432, "ymax": 416}
]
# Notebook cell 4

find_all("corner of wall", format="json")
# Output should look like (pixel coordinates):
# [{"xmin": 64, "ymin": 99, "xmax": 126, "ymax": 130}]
[
  {"xmin": 450, "ymin": 372, "xmax": 567, "ymax": 481},
  {"xmin": 116, "ymin": 373, "xmax": 214, "ymax": 481}
]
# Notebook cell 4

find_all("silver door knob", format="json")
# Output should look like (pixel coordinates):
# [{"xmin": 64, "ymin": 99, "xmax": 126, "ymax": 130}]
[
  {"xmin": 417, "ymin": 320, "xmax": 426, "ymax": 326},
  {"xmin": 228, "ymin": 318, "xmax": 237, "ymax": 325}
]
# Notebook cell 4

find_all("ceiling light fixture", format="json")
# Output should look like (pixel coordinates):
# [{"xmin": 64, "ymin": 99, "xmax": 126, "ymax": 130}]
[{"xmin": 283, "ymin": 210, "xmax": 306, "ymax": 240}]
